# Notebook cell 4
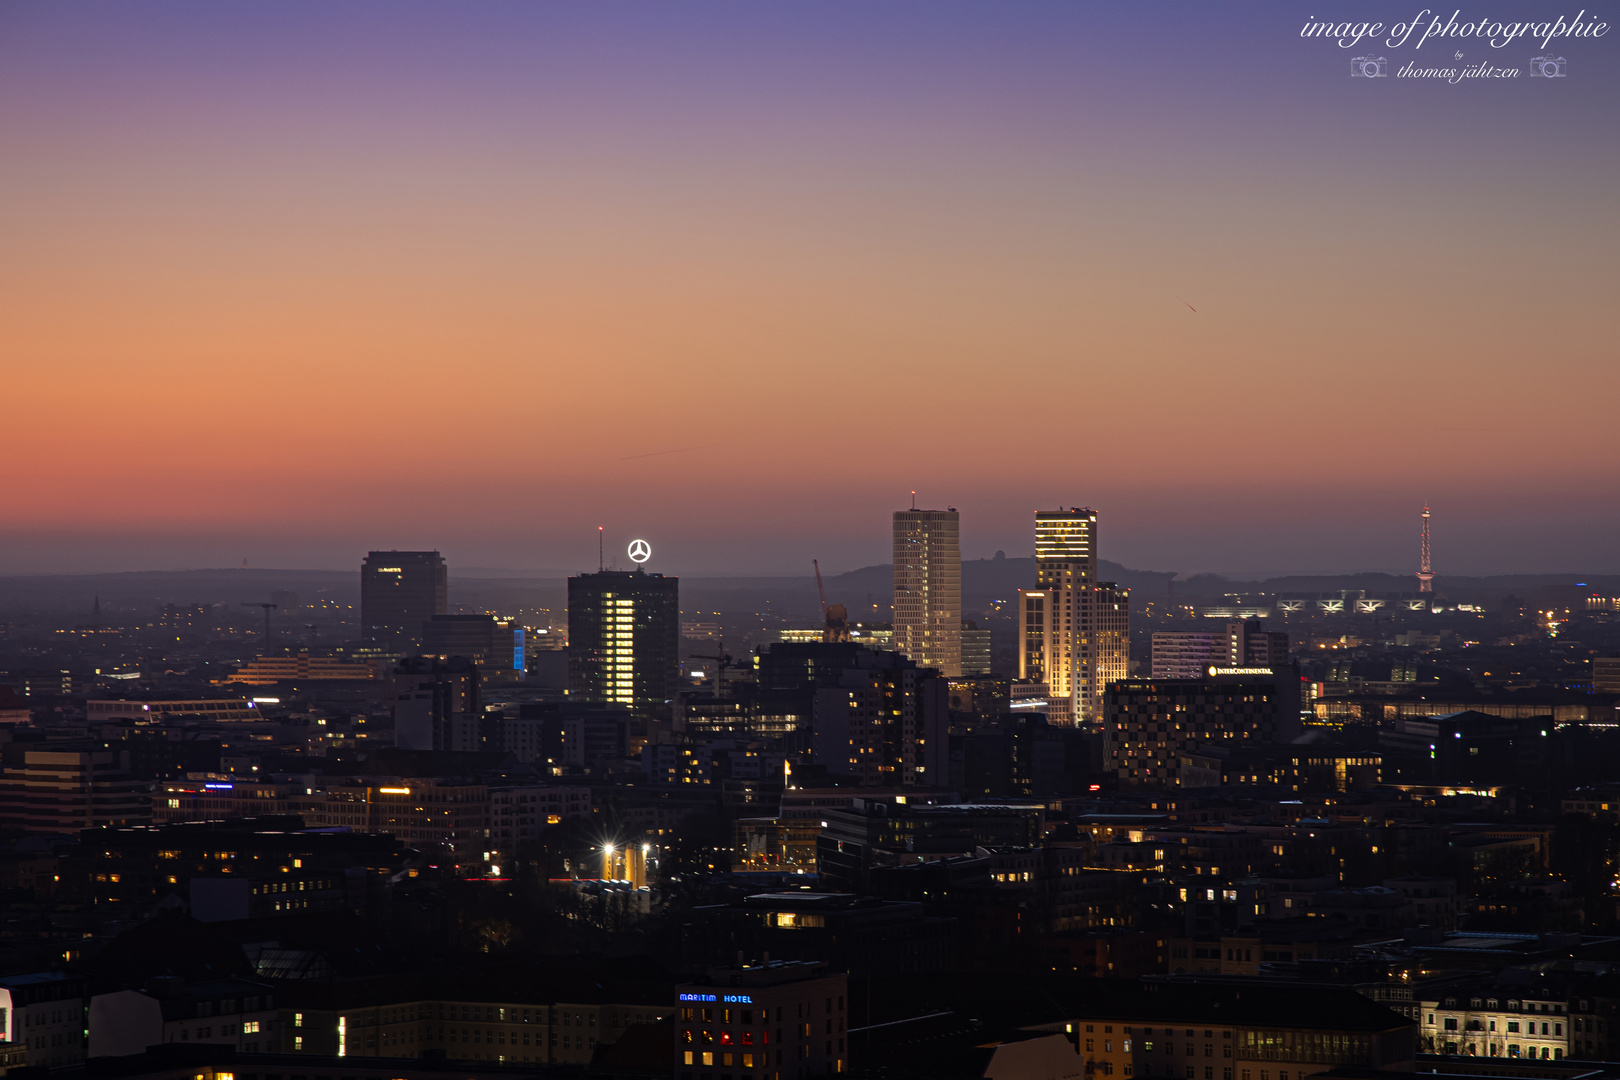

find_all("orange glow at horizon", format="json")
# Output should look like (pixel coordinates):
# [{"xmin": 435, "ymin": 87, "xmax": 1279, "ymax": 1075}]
[{"xmin": 1, "ymin": 3, "xmax": 1615, "ymax": 574}]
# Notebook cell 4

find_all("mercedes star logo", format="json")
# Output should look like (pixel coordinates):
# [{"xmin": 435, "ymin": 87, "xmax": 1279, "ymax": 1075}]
[{"xmin": 627, "ymin": 539, "xmax": 651, "ymax": 564}]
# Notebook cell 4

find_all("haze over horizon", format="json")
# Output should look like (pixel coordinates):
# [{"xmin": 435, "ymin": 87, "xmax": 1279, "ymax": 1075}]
[{"xmin": 0, "ymin": 505, "xmax": 1611, "ymax": 583}]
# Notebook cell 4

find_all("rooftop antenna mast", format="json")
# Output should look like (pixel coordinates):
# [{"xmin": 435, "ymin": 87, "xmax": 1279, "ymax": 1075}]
[
  {"xmin": 910, "ymin": 490, "xmax": 916, "ymax": 510},
  {"xmin": 598, "ymin": 526, "xmax": 604, "ymax": 572},
  {"xmin": 1416, "ymin": 505, "xmax": 1434, "ymax": 594}
]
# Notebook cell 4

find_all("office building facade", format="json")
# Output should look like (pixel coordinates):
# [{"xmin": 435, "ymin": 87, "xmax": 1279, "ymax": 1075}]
[
  {"xmin": 961, "ymin": 622, "xmax": 992, "ymax": 676},
  {"xmin": 1103, "ymin": 672, "xmax": 1302, "ymax": 787},
  {"xmin": 220, "ymin": 652, "xmax": 379, "ymax": 685},
  {"xmin": 892, "ymin": 508, "xmax": 962, "ymax": 676},
  {"xmin": 1017, "ymin": 508, "xmax": 1129, "ymax": 726},
  {"xmin": 0, "ymin": 750, "xmax": 150, "ymax": 833},
  {"xmin": 422, "ymin": 613, "xmax": 525, "ymax": 676},
  {"xmin": 393, "ymin": 656, "xmax": 482, "ymax": 752},
  {"xmin": 568, "ymin": 570, "xmax": 680, "ymax": 719},
  {"xmin": 360, "ymin": 551, "xmax": 447, "ymax": 651},
  {"xmin": 811, "ymin": 650, "xmax": 948, "ymax": 787}
]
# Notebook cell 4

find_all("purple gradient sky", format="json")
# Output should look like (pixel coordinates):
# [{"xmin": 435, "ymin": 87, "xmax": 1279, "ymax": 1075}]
[{"xmin": 1, "ymin": 2, "xmax": 1616, "ymax": 577}]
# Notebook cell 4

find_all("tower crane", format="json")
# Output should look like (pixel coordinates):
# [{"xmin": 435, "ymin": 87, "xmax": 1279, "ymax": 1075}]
[
  {"xmin": 240, "ymin": 601, "xmax": 278, "ymax": 643},
  {"xmin": 687, "ymin": 641, "xmax": 730, "ymax": 691},
  {"xmin": 813, "ymin": 560, "xmax": 849, "ymax": 643}
]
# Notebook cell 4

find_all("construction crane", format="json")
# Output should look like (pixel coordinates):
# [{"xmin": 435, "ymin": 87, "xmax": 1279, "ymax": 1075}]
[
  {"xmin": 240, "ymin": 602, "xmax": 278, "ymax": 643},
  {"xmin": 813, "ymin": 560, "xmax": 849, "ymax": 643},
  {"xmin": 687, "ymin": 643, "xmax": 730, "ymax": 691}
]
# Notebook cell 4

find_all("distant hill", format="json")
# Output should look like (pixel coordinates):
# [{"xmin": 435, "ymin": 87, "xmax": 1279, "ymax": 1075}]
[
  {"xmin": 1170, "ymin": 570, "xmax": 1620, "ymax": 599},
  {"xmin": 0, "ymin": 568, "xmax": 357, "ymax": 615},
  {"xmin": 0, "ymin": 562, "xmax": 1609, "ymax": 620},
  {"xmin": 825, "ymin": 558, "xmax": 1177, "ymax": 602}
]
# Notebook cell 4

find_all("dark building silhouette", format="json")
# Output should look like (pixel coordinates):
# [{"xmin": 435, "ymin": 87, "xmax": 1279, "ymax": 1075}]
[
  {"xmin": 1104, "ymin": 670, "xmax": 1302, "ymax": 787},
  {"xmin": 954, "ymin": 711, "xmax": 1102, "ymax": 798},
  {"xmin": 392, "ymin": 656, "xmax": 481, "ymax": 752},
  {"xmin": 422, "ymin": 613, "xmax": 523, "ymax": 675},
  {"xmin": 567, "ymin": 569, "xmax": 679, "ymax": 719},
  {"xmin": 811, "ymin": 649, "xmax": 949, "ymax": 787},
  {"xmin": 495, "ymin": 701, "xmax": 633, "ymax": 776},
  {"xmin": 360, "ymin": 551, "xmax": 447, "ymax": 650}
]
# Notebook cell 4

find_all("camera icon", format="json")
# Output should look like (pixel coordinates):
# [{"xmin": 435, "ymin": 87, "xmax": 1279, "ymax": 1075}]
[
  {"xmin": 1529, "ymin": 56, "xmax": 1567, "ymax": 77},
  {"xmin": 1351, "ymin": 56, "xmax": 1388, "ymax": 78}
]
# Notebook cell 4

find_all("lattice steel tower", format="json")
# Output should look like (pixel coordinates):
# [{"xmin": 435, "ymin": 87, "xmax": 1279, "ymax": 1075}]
[{"xmin": 1416, "ymin": 505, "xmax": 1434, "ymax": 593}]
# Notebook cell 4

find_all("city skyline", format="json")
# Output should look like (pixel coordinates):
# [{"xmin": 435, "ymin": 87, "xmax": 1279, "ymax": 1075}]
[
  {"xmin": 3, "ymin": 4, "xmax": 1618, "ymax": 1078},
  {"xmin": 0, "ymin": 498, "xmax": 1607, "ymax": 582},
  {"xmin": 0, "ymin": 499, "xmax": 1601, "ymax": 583}
]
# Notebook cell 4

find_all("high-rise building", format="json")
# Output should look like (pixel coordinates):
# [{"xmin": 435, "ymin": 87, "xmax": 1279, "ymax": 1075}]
[
  {"xmin": 1103, "ymin": 671, "xmax": 1302, "ymax": 787},
  {"xmin": 1016, "ymin": 508, "xmax": 1130, "ymax": 726},
  {"xmin": 1088, "ymin": 582, "xmax": 1132, "ymax": 718},
  {"xmin": 960, "ymin": 621, "xmax": 992, "ymax": 676},
  {"xmin": 1151, "ymin": 619, "xmax": 1289, "ymax": 678},
  {"xmin": 1244, "ymin": 621, "xmax": 1291, "ymax": 667},
  {"xmin": 1150, "ymin": 628, "xmax": 1230, "ymax": 678},
  {"xmin": 567, "ymin": 569, "xmax": 679, "ymax": 719},
  {"xmin": 892, "ymin": 508, "xmax": 961, "ymax": 676},
  {"xmin": 360, "ymin": 551, "xmax": 447, "ymax": 651},
  {"xmin": 392, "ymin": 656, "xmax": 482, "ymax": 752},
  {"xmin": 422, "ymin": 613, "xmax": 525, "ymax": 676},
  {"xmin": 811, "ymin": 649, "xmax": 948, "ymax": 786}
]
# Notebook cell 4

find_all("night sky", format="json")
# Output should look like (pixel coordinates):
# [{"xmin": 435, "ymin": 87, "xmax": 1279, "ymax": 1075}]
[{"xmin": 3, "ymin": 2, "xmax": 1615, "ymax": 575}]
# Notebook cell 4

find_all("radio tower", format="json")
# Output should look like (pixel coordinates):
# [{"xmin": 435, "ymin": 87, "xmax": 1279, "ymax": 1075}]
[{"xmin": 1415, "ymin": 505, "xmax": 1434, "ymax": 593}]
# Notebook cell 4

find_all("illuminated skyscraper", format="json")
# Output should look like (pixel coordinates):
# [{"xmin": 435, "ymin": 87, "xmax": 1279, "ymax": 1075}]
[
  {"xmin": 360, "ymin": 550, "xmax": 447, "ymax": 651},
  {"xmin": 567, "ymin": 569, "xmax": 679, "ymax": 719},
  {"xmin": 892, "ymin": 508, "xmax": 961, "ymax": 676},
  {"xmin": 1016, "ymin": 508, "xmax": 1130, "ymax": 726}
]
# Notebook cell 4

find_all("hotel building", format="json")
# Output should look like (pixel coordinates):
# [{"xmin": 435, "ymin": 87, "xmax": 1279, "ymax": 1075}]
[{"xmin": 676, "ymin": 961, "xmax": 848, "ymax": 1080}]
